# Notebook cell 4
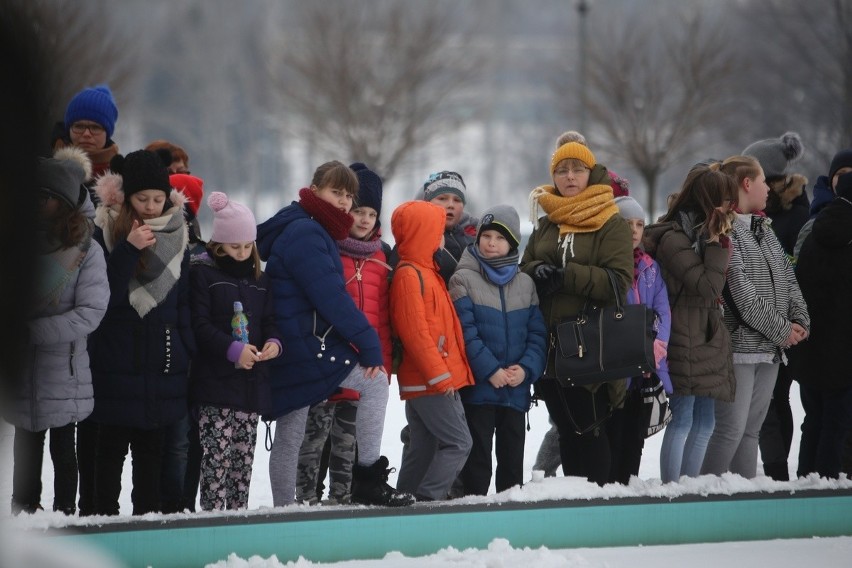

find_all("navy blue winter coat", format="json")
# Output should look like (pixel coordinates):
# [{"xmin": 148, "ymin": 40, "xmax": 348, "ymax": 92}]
[
  {"xmin": 188, "ymin": 253, "xmax": 281, "ymax": 414},
  {"xmin": 257, "ymin": 201, "xmax": 383, "ymax": 420},
  {"xmin": 449, "ymin": 247, "xmax": 547, "ymax": 413},
  {"xmin": 88, "ymin": 227, "xmax": 195, "ymax": 429}
]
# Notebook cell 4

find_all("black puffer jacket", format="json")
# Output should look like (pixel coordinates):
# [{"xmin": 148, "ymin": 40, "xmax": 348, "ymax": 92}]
[{"xmin": 788, "ymin": 197, "xmax": 852, "ymax": 390}]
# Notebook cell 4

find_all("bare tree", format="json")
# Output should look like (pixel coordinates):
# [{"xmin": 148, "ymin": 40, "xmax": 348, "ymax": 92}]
[
  {"xmin": 553, "ymin": 5, "xmax": 737, "ymax": 216},
  {"xmin": 16, "ymin": 0, "xmax": 140, "ymax": 133},
  {"xmin": 267, "ymin": 0, "xmax": 483, "ymax": 181},
  {"xmin": 733, "ymin": 0, "xmax": 852, "ymax": 173}
]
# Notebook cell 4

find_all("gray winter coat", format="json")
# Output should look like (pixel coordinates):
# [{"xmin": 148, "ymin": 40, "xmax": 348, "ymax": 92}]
[{"xmin": 7, "ymin": 242, "xmax": 109, "ymax": 431}]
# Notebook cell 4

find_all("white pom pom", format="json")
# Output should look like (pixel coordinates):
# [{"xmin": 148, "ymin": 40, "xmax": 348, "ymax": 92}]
[{"xmin": 207, "ymin": 191, "xmax": 229, "ymax": 212}]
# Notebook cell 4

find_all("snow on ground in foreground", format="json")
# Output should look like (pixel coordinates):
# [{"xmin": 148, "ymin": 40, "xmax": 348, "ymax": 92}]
[{"xmin": 209, "ymin": 536, "xmax": 852, "ymax": 568}]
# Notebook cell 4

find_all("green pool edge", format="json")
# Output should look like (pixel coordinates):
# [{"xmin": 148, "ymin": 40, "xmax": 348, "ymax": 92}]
[{"xmin": 48, "ymin": 490, "xmax": 852, "ymax": 568}]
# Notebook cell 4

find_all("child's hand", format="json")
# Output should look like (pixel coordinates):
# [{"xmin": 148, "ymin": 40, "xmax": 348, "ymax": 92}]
[
  {"xmin": 505, "ymin": 365, "xmax": 526, "ymax": 387},
  {"xmin": 127, "ymin": 219, "xmax": 156, "ymax": 250},
  {"xmin": 258, "ymin": 341, "xmax": 280, "ymax": 361},
  {"xmin": 237, "ymin": 344, "xmax": 260, "ymax": 369},
  {"xmin": 653, "ymin": 339, "xmax": 668, "ymax": 368},
  {"xmin": 362, "ymin": 365, "xmax": 387, "ymax": 380},
  {"xmin": 488, "ymin": 369, "xmax": 510, "ymax": 388}
]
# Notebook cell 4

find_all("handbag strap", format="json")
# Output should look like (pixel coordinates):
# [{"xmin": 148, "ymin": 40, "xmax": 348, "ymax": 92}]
[
  {"xmin": 579, "ymin": 267, "xmax": 624, "ymax": 317},
  {"xmin": 556, "ymin": 382, "xmax": 626, "ymax": 436}
]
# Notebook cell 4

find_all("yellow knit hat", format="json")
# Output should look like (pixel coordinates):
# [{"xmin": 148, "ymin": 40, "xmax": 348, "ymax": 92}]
[{"xmin": 550, "ymin": 142, "xmax": 596, "ymax": 175}]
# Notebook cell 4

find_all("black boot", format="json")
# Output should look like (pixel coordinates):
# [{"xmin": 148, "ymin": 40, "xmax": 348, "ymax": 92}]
[
  {"xmin": 762, "ymin": 461, "xmax": 790, "ymax": 481},
  {"xmin": 351, "ymin": 456, "xmax": 415, "ymax": 507}
]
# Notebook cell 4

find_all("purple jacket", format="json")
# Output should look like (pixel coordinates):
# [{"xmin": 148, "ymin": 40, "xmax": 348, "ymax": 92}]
[{"xmin": 627, "ymin": 250, "xmax": 672, "ymax": 393}]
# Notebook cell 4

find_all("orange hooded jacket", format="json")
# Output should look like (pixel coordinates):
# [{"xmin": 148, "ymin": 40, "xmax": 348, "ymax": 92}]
[{"xmin": 390, "ymin": 201, "xmax": 474, "ymax": 400}]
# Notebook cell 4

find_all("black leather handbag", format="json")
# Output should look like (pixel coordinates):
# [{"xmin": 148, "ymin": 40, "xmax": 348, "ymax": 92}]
[{"xmin": 552, "ymin": 268, "xmax": 656, "ymax": 387}]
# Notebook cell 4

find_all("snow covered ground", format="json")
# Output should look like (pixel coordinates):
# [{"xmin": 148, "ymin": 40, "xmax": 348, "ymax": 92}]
[{"xmin": 2, "ymin": 384, "xmax": 852, "ymax": 567}]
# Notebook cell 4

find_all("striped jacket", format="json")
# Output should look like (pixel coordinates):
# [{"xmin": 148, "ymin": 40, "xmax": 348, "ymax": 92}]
[{"xmin": 723, "ymin": 214, "xmax": 809, "ymax": 364}]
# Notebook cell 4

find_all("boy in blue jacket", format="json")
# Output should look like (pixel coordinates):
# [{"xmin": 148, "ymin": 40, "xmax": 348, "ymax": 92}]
[{"xmin": 448, "ymin": 204, "xmax": 547, "ymax": 495}]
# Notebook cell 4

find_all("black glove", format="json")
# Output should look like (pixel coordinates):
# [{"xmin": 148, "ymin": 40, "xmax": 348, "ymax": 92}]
[{"xmin": 533, "ymin": 263, "xmax": 563, "ymax": 297}]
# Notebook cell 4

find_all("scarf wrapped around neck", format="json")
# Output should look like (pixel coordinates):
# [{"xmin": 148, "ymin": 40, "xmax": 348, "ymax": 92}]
[
  {"xmin": 298, "ymin": 187, "xmax": 354, "ymax": 240},
  {"xmin": 528, "ymin": 183, "xmax": 619, "ymax": 236},
  {"xmin": 337, "ymin": 235, "xmax": 383, "ymax": 259},
  {"xmin": 95, "ymin": 204, "xmax": 188, "ymax": 318},
  {"xmin": 34, "ymin": 221, "xmax": 94, "ymax": 311},
  {"xmin": 469, "ymin": 244, "xmax": 519, "ymax": 286}
]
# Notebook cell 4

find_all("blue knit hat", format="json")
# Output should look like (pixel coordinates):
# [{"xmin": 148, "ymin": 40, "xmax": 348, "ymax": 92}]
[{"xmin": 64, "ymin": 84, "xmax": 119, "ymax": 139}]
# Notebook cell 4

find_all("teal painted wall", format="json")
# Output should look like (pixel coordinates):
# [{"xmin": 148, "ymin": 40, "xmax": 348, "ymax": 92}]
[{"xmin": 50, "ymin": 493, "xmax": 852, "ymax": 568}]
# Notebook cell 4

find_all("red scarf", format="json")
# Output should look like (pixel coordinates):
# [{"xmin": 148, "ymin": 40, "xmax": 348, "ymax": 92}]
[{"xmin": 298, "ymin": 187, "xmax": 354, "ymax": 240}]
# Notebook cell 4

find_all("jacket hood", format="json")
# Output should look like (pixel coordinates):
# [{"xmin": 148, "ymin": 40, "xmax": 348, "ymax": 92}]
[
  {"xmin": 809, "ymin": 175, "xmax": 834, "ymax": 218},
  {"xmin": 391, "ymin": 201, "xmax": 446, "ymax": 265},
  {"xmin": 642, "ymin": 221, "xmax": 676, "ymax": 259},
  {"xmin": 812, "ymin": 198, "xmax": 852, "ymax": 249},
  {"xmin": 257, "ymin": 202, "xmax": 303, "ymax": 261}
]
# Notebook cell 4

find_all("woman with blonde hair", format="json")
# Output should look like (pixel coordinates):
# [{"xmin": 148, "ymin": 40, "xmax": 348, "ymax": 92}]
[{"xmin": 520, "ymin": 141, "xmax": 633, "ymax": 485}]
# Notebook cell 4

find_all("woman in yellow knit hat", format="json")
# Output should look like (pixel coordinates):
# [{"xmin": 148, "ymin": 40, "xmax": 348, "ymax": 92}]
[{"xmin": 520, "ymin": 141, "xmax": 633, "ymax": 486}]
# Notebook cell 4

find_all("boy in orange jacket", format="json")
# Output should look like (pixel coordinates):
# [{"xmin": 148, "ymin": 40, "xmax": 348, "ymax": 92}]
[{"xmin": 390, "ymin": 200, "xmax": 475, "ymax": 501}]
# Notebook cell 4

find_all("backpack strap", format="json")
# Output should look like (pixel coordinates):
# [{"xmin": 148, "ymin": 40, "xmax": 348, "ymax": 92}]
[{"xmin": 395, "ymin": 262, "xmax": 424, "ymax": 296}]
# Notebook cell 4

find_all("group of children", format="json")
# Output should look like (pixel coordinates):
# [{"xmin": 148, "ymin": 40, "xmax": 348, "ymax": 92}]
[{"xmin": 9, "ymin": 85, "xmax": 849, "ymax": 517}]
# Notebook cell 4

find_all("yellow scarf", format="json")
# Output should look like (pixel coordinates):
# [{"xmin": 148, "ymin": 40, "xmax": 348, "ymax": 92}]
[{"xmin": 530, "ymin": 183, "xmax": 619, "ymax": 236}]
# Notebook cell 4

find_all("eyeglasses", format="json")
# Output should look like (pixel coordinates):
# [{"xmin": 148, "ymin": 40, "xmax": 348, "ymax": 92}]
[
  {"xmin": 70, "ymin": 122, "xmax": 105, "ymax": 135},
  {"xmin": 553, "ymin": 166, "xmax": 590, "ymax": 177}
]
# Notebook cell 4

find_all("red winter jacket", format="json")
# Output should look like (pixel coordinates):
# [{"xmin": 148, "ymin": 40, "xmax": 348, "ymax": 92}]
[{"xmin": 341, "ymin": 247, "xmax": 393, "ymax": 373}]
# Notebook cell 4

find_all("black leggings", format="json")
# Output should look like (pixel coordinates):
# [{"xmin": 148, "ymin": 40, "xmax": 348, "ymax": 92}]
[
  {"xmin": 537, "ymin": 379, "xmax": 613, "ymax": 486},
  {"xmin": 12, "ymin": 423, "xmax": 77, "ymax": 514}
]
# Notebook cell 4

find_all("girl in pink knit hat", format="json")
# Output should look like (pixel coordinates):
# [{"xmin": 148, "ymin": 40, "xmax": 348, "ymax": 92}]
[{"xmin": 188, "ymin": 191, "xmax": 283, "ymax": 510}]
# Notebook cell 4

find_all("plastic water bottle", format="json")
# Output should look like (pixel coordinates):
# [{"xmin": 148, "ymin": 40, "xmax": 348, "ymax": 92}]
[{"xmin": 231, "ymin": 301, "xmax": 249, "ymax": 367}]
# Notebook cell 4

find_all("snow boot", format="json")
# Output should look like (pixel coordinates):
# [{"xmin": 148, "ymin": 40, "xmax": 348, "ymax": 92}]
[{"xmin": 351, "ymin": 456, "xmax": 415, "ymax": 507}]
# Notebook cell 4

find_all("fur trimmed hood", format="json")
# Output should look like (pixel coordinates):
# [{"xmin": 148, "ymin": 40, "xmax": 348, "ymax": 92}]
[
  {"xmin": 93, "ymin": 171, "xmax": 187, "ymax": 210},
  {"xmin": 768, "ymin": 173, "xmax": 808, "ymax": 212},
  {"xmin": 53, "ymin": 146, "xmax": 93, "ymax": 183}
]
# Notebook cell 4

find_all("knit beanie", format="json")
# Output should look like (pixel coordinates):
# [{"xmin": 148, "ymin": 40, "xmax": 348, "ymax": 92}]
[
  {"xmin": 350, "ymin": 162, "xmax": 383, "ymax": 216},
  {"xmin": 170, "ymin": 173, "xmax": 204, "ymax": 217},
  {"xmin": 110, "ymin": 149, "xmax": 172, "ymax": 199},
  {"xmin": 609, "ymin": 171, "xmax": 630, "ymax": 197},
  {"xmin": 36, "ymin": 149, "xmax": 91, "ymax": 208},
  {"xmin": 742, "ymin": 132, "xmax": 804, "ymax": 180},
  {"xmin": 614, "ymin": 195, "xmax": 645, "ymax": 221},
  {"xmin": 828, "ymin": 148, "xmax": 852, "ymax": 183},
  {"xmin": 64, "ymin": 85, "xmax": 119, "ymax": 139},
  {"xmin": 423, "ymin": 171, "xmax": 466, "ymax": 204},
  {"xmin": 208, "ymin": 191, "xmax": 257, "ymax": 243},
  {"xmin": 551, "ymin": 142, "xmax": 596, "ymax": 175},
  {"xmin": 835, "ymin": 172, "xmax": 852, "ymax": 200},
  {"xmin": 477, "ymin": 204, "xmax": 521, "ymax": 250}
]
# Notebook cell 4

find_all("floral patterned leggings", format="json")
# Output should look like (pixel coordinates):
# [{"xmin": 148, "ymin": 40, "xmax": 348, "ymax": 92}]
[{"xmin": 198, "ymin": 405, "xmax": 258, "ymax": 511}]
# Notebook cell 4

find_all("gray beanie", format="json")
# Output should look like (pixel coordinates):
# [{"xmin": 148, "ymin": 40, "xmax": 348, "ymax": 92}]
[
  {"xmin": 614, "ymin": 196, "xmax": 645, "ymax": 221},
  {"xmin": 742, "ymin": 132, "xmax": 804, "ymax": 180},
  {"xmin": 477, "ymin": 204, "xmax": 520, "ymax": 249},
  {"xmin": 36, "ymin": 148, "xmax": 91, "ymax": 208}
]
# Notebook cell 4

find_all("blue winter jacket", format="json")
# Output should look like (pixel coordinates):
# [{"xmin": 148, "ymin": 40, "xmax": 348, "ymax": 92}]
[
  {"xmin": 256, "ymin": 201, "xmax": 383, "ymax": 420},
  {"xmin": 448, "ymin": 246, "xmax": 547, "ymax": 412},
  {"xmin": 88, "ymin": 228, "xmax": 195, "ymax": 429}
]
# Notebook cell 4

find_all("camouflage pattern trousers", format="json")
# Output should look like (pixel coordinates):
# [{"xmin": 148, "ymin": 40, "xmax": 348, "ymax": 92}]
[
  {"xmin": 295, "ymin": 400, "xmax": 357, "ymax": 504},
  {"xmin": 198, "ymin": 405, "xmax": 258, "ymax": 511}
]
